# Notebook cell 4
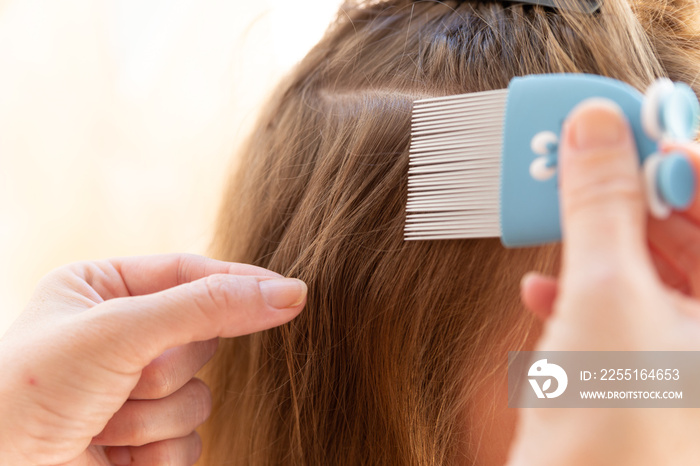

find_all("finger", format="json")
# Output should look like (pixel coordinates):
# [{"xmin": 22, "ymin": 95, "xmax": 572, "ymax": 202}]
[
  {"xmin": 107, "ymin": 253, "xmax": 284, "ymax": 296},
  {"xmin": 79, "ymin": 274, "xmax": 306, "ymax": 369},
  {"xmin": 93, "ymin": 379, "xmax": 210, "ymax": 447},
  {"xmin": 130, "ymin": 339, "xmax": 219, "ymax": 400},
  {"xmin": 520, "ymin": 272, "xmax": 558, "ymax": 320},
  {"xmin": 105, "ymin": 431, "xmax": 202, "ymax": 466},
  {"xmin": 660, "ymin": 141, "xmax": 700, "ymax": 223},
  {"xmin": 648, "ymin": 213, "xmax": 700, "ymax": 293},
  {"xmin": 558, "ymin": 98, "xmax": 653, "ymax": 284}
]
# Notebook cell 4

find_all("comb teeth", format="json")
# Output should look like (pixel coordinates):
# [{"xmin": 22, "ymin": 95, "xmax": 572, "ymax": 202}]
[{"xmin": 405, "ymin": 89, "xmax": 508, "ymax": 241}]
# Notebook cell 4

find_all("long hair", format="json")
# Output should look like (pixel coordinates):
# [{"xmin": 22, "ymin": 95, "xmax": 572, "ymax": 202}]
[{"xmin": 199, "ymin": 1, "xmax": 700, "ymax": 464}]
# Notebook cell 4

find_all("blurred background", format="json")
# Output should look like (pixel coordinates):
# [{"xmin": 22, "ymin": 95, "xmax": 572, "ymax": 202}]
[{"xmin": 0, "ymin": 0, "xmax": 341, "ymax": 334}]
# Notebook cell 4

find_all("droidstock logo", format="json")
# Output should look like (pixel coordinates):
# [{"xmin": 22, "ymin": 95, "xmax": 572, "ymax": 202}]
[{"xmin": 528, "ymin": 359, "xmax": 568, "ymax": 399}]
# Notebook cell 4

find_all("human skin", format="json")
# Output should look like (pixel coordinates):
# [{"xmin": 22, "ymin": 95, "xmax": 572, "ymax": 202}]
[
  {"xmin": 0, "ymin": 254, "xmax": 307, "ymax": 465},
  {"xmin": 509, "ymin": 99, "xmax": 700, "ymax": 465}
]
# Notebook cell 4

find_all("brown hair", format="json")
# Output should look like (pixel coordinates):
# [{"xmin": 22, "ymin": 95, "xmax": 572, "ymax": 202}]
[{"xmin": 199, "ymin": 1, "xmax": 700, "ymax": 464}]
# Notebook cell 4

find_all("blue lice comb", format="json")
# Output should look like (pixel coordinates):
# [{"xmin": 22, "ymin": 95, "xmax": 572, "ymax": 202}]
[{"xmin": 404, "ymin": 73, "xmax": 700, "ymax": 247}]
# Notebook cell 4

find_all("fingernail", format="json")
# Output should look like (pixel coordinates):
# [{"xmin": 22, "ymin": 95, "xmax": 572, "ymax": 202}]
[
  {"xmin": 259, "ymin": 278, "xmax": 307, "ymax": 309},
  {"xmin": 105, "ymin": 446, "xmax": 131, "ymax": 465},
  {"xmin": 567, "ymin": 98, "xmax": 628, "ymax": 151}
]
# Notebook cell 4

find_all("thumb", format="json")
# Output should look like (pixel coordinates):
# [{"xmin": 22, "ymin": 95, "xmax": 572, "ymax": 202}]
[
  {"xmin": 78, "ymin": 274, "xmax": 306, "ymax": 369},
  {"xmin": 559, "ymin": 98, "xmax": 650, "ymax": 277}
]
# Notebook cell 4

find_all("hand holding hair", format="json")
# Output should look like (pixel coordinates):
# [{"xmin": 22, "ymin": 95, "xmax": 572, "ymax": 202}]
[
  {"xmin": 510, "ymin": 99, "xmax": 700, "ymax": 465},
  {"xmin": 0, "ymin": 254, "xmax": 306, "ymax": 466}
]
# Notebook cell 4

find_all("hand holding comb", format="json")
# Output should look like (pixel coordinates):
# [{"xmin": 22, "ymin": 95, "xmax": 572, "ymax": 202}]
[{"xmin": 404, "ymin": 74, "xmax": 700, "ymax": 247}]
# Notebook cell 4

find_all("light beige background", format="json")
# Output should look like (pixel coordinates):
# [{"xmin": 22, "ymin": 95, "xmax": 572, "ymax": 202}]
[{"xmin": 0, "ymin": 0, "xmax": 341, "ymax": 334}]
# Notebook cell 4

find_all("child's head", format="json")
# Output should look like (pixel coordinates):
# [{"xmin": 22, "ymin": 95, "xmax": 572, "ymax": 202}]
[{"xmin": 201, "ymin": 1, "xmax": 700, "ymax": 464}]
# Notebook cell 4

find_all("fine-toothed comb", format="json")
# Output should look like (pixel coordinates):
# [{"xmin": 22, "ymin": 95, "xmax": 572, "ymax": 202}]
[{"xmin": 404, "ymin": 73, "xmax": 700, "ymax": 247}]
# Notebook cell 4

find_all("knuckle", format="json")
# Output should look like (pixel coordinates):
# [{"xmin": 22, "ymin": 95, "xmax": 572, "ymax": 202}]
[
  {"xmin": 175, "ymin": 253, "xmax": 199, "ymax": 286},
  {"xmin": 199, "ymin": 274, "xmax": 248, "ymax": 314},
  {"xmin": 141, "ymin": 362, "xmax": 176, "ymax": 399},
  {"xmin": 124, "ymin": 407, "xmax": 154, "ymax": 447},
  {"xmin": 38, "ymin": 261, "xmax": 89, "ymax": 287},
  {"xmin": 565, "ymin": 168, "xmax": 644, "ymax": 219}
]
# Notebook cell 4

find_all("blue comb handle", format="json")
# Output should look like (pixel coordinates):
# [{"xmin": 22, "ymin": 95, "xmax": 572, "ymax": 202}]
[
  {"xmin": 500, "ymin": 74, "xmax": 698, "ymax": 247},
  {"xmin": 659, "ymin": 83, "xmax": 699, "ymax": 141},
  {"xmin": 657, "ymin": 153, "xmax": 695, "ymax": 209}
]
